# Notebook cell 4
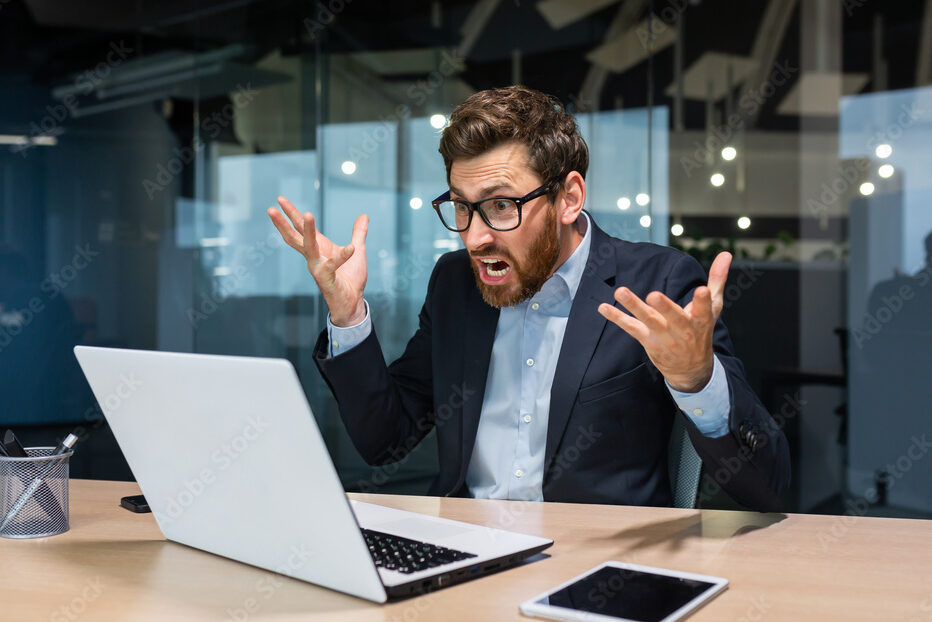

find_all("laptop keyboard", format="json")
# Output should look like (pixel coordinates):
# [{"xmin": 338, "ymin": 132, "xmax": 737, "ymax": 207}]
[{"xmin": 362, "ymin": 528, "xmax": 477, "ymax": 574}]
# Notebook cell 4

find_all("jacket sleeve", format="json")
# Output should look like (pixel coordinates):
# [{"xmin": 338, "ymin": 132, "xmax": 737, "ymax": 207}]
[
  {"xmin": 664, "ymin": 253, "xmax": 792, "ymax": 512},
  {"xmin": 312, "ymin": 261, "xmax": 441, "ymax": 466}
]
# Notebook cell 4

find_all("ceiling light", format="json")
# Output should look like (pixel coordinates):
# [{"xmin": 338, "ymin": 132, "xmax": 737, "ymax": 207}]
[
  {"xmin": 616, "ymin": 197, "xmax": 631, "ymax": 210},
  {"xmin": 874, "ymin": 144, "xmax": 892, "ymax": 159},
  {"xmin": 341, "ymin": 160, "xmax": 357, "ymax": 175},
  {"xmin": 721, "ymin": 146, "xmax": 737, "ymax": 161},
  {"xmin": 635, "ymin": 193, "xmax": 650, "ymax": 206},
  {"xmin": 859, "ymin": 182, "xmax": 875, "ymax": 196},
  {"xmin": 710, "ymin": 173, "xmax": 725, "ymax": 187}
]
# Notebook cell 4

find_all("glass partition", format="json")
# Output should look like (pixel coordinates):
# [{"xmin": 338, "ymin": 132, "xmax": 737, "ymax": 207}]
[{"xmin": 2, "ymin": 0, "xmax": 930, "ymax": 516}]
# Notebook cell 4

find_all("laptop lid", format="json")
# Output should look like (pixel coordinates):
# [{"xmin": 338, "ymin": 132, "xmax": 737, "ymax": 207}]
[{"xmin": 73, "ymin": 345, "xmax": 387, "ymax": 603}]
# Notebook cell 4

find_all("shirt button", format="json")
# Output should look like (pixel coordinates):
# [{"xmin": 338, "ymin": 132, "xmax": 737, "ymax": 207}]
[
  {"xmin": 526, "ymin": 358, "xmax": 535, "ymax": 367},
  {"xmin": 523, "ymin": 414, "xmax": 532, "ymax": 423},
  {"xmin": 692, "ymin": 408, "xmax": 703, "ymax": 417},
  {"xmin": 531, "ymin": 302, "xmax": 540, "ymax": 311},
  {"xmin": 514, "ymin": 469, "xmax": 524, "ymax": 478}
]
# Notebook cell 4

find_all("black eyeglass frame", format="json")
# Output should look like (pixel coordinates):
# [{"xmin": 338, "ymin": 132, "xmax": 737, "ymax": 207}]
[{"xmin": 430, "ymin": 178, "xmax": 560, "ymax": 232}]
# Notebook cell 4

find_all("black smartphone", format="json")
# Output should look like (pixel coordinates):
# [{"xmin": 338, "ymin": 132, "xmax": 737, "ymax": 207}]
[{"xmin": 120, "ymin": 494, "xmax": 151, "ymax": 513}]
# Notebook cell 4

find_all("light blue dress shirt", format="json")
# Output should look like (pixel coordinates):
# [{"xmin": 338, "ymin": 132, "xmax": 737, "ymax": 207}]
[{"xmin": 326, "ymin": 212, "xmax": 731, "ymax": 501}]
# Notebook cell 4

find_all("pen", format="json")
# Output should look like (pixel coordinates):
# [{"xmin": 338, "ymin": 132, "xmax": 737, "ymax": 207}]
[
  {"xmin": 2, "ymin": 429, "xmax": 67, "ymax": 524},
  {"xmin": 0, "ymin": 433, "xmax": 79, "ymax": 532}
]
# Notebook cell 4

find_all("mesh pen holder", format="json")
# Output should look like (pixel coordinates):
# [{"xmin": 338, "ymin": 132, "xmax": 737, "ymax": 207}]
[{"xmin": 0, "ymin": 447, "xmax": 73, "ymax": 539}]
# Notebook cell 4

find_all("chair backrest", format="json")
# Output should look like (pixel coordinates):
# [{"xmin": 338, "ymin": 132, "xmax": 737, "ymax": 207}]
[{"xmin": 668, "ymin": 415, "xmax": 703, "ymax": 509}]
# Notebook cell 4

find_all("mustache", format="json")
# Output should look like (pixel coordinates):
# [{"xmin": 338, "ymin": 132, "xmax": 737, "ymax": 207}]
[{"xmin": 469, "ymin": 248, "xmax": 515, "ymax": 263}]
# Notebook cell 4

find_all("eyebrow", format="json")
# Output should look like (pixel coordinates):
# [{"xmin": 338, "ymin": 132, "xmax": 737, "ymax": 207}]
[{"xmin": 449, "ymin": 184, "xmax": 514, "ymax": 200}]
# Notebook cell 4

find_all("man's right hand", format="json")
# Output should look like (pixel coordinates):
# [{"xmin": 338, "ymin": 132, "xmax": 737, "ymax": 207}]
[{"xmin": 268, "ymin": 196, "xmax": 369, "ymax": 327}]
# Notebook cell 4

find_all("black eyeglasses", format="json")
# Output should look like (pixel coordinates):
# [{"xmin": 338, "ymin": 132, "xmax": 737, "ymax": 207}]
[{"xmin": 431, "ymin": 179, "xmax": 559, "ymax": 232}]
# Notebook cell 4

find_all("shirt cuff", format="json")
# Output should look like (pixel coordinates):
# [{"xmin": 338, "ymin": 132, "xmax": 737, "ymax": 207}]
[
  {"xmin": 665, "ymin": 354, "xmax": 731, "ymax": 438},
  {"xmin": 326, "ymin": 300, "xmax": 372, "ymax": 358}
]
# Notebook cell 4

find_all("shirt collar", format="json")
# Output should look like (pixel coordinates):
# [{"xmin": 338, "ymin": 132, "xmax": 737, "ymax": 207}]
[
  {"xmin": 553, "ymin": 210, "xmax": 591, "ymax": 301},
  {"xmin": 527, "ymin": 211, "xmax": 591, "ymax": 316}
]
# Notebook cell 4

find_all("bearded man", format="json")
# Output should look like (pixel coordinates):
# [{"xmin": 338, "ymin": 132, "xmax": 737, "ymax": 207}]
[{"xmin": 268, "ymin": 86, "xmax": 789, "ymax": 511}]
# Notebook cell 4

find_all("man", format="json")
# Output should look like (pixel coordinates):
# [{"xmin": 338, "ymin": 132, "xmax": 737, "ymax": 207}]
[{"xmin": 269, "ymin": 86, "xmax": 789, "ymax": 512}]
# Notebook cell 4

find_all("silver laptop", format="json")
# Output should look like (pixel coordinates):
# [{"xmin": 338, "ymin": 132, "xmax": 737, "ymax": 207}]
[{"xmin": 73, "ymin": 346, "xmax": 552, "ymax": 602}]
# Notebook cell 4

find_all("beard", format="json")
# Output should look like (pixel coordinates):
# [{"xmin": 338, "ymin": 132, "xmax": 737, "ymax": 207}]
[{"xmin": 469, "ymin": 206, "xmax": 561, "ymax": 308}]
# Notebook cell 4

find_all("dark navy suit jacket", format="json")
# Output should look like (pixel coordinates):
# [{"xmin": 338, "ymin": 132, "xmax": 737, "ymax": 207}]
[{"xmin": 314, "ymin": 217, "xmax": 790, "ymax": 511}]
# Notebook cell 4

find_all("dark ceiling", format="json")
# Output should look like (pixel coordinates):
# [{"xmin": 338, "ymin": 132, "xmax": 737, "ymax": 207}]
[{"xmin": 0, "ymin": 0, "xmax": 927, "ymax": 132}]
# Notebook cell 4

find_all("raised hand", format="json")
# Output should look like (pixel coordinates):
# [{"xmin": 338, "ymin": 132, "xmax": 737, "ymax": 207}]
[
  {"xmin": 597, "ymin": 252, "xmax": 733, "ymax": 393},
  {"xmin": 268, "ymin": 196, "xmax": 369, "ymax": 326}
]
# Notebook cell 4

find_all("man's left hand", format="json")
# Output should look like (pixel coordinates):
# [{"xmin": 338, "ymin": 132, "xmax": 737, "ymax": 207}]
[{"xmin": 598, "ymin": 252, "xmax": 732, "ymax": 393}]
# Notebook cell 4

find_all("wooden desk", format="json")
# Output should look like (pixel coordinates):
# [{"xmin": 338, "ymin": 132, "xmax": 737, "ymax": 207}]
[{"xmin": 3, "ymin": 480, "xmax": 931, "ymax": 621}]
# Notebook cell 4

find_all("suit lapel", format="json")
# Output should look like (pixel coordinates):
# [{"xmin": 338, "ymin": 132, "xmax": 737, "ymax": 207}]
[
  {"xmin": 457, "ymin": 282, "xmax": 500, "ymax": 485},
  {"xmin": 544, "ymin": 222, "xmax": 618, "ymax": 474}
]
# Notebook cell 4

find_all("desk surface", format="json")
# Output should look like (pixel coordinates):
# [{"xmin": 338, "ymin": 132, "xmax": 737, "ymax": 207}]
[{"xmin": 3, "ymin": 480, "xmax": 930, "ymax": 621}]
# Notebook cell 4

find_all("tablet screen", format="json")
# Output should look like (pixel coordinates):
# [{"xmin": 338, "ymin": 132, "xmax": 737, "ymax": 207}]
[{"xmin": 533, "ymin": 565, "xmax": 716, "ymax": 622}]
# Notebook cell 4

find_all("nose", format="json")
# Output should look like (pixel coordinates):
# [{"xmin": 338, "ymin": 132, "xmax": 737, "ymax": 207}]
[{"xmin": 462, "ymin": 213, "xmax": 495, "ymax": 252}]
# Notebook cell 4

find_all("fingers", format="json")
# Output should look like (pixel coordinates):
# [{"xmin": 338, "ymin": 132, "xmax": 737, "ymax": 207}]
[
  {"xmin": 614, "ymin": 287, "xmax": 665, "ymax": 328},
  {"xmin": 707, "ymin": 251, "xmax": 733, "ymax": 300},
  {"xmin": 645, "ymin": 291, "xmax": 689, "ymax": 329},
  {"xmin": 268, "ymin": 207, "xmax": 305, "ymax": 253},
  {"xmin": 351, "ymin": 214, "xmax": 369, "ymax": 249},
  {"xmin": 598, "ymin": 303, "xmax": 649, "ymax": 342},
  {"xmin": 327, "ymin": 243, "xmax": 356, "ymax": 274},
  {"xmin": 277, "ymin": 196, "xmax": 305, "ymax": 231},
  {"xmin": 691, "ymin": 285, "xmax": 713, "ymax": 323},
  {"xmin": 303, "ymin": 212, "xmax": 321, "ymax": 264}
]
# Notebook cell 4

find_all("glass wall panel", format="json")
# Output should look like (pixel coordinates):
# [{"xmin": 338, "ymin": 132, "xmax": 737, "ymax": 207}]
[{"xmin": 2, "ymin": 0, "xmax": 930, "ymax": 516}]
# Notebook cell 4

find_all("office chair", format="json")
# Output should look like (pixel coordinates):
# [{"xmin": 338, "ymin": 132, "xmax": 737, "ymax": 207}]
[{"xmin": 668, "ymin": 415, "xmax": 703, "ymax": 509}]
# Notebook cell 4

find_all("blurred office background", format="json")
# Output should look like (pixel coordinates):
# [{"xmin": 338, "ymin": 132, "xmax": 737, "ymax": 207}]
[{"xmin": 1, "ymin": 0, "xmax": 930, "ymax": 517}]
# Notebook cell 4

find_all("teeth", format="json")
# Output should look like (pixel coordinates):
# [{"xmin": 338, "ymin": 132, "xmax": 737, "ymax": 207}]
[{"xmin": 477, "ymin": 258, "xmax": 509, "ymax": 278}]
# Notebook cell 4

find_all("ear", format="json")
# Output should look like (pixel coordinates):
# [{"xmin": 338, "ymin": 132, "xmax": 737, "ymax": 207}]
[{"xmin": 558, "ymin": 171, "xmax": 586, "ymax": 225}]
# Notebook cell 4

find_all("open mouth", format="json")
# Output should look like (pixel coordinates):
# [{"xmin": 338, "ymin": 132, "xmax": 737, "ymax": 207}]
[{"xmin": 476, "ymin": 257, "xmax": 512, "ymax": 284}]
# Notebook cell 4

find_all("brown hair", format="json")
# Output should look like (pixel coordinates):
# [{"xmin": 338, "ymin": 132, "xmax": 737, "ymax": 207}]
[{"xmin": 438, "ymin": 86, "xmax": 589, "ymax": 197}]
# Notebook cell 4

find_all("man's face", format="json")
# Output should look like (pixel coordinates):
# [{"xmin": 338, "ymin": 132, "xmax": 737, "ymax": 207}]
[{"xmin": 449, "ymin": 142, "xmax": 562, "ymax": 308}]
